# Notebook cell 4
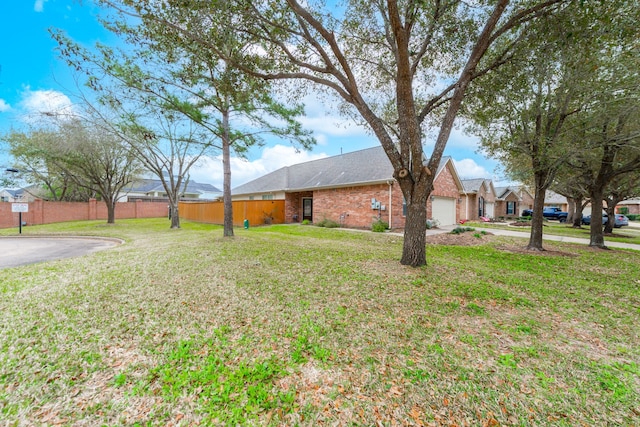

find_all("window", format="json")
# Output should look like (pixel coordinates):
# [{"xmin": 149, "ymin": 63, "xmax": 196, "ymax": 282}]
[
  {"xmin": 249, "ymin": 196, "xmax": 254, "ymax": 200},
  {"xmin": 261, "ymin": 194, "xmax": 274, "ymax": 200},
  {"xmin": 402, "ymin": 197, "xmax": 406, "ymax": 216},
  {"xmin": 506, "ymin": 201, "xmax": 516, "ymax": 215},
  {"xmin": 478, "ymin": 196, "xmax": 485, "ymax": 217}
]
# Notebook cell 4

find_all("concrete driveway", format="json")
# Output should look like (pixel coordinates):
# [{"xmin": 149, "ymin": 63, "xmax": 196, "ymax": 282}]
[{"xmin": 0, "ymin": 236, "xmax": 122, "ymax": 269}]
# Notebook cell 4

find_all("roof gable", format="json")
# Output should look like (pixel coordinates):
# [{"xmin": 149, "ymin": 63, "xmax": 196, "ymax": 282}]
[{"xmin": 461, "ymin": 178, "xmax": 487, "ymax": 193}]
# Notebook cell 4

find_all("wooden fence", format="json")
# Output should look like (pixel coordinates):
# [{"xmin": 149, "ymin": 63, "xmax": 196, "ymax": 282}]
[{"xmin": 179, "ymin": 200, "xmax": 285, "ymax": 227}]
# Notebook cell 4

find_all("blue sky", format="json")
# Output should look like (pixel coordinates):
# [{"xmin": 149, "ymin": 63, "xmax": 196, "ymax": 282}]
[{"xmin": 0, "ymin": 0, "xmax": 504, "ymax": 189}]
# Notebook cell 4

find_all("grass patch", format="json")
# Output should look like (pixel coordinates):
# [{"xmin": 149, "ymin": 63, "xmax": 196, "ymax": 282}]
[{"xmin": 0, "ymin": 218, "xmax": 639, "ymax": 425}]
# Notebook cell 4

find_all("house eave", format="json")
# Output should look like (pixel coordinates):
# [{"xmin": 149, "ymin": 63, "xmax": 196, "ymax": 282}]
[
  {"xmin": 233, "ymin": 179, "xmax": 395, "ymax": 197},
  {"xmin": 287, "ymin": 179, "xmax": 394, "ymax": 193}
]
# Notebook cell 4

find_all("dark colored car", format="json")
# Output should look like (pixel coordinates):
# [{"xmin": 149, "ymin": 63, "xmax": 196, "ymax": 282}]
[
  {"xmin": 581, "ymin": 214, "xmax": 629, "ymax": 228},
  {"xmin": 521, "ymin": 207, "xmax": 568, "ymax": 221}
]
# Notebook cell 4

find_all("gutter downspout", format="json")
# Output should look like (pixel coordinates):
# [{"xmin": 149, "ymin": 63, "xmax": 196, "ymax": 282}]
[
  {"xmin": 387, "ymin": 180, "xmax": 393, "ymax": 228},
  {"xmin": 465, "ymin": 194, "xmax": 469, "ymax": 221}
]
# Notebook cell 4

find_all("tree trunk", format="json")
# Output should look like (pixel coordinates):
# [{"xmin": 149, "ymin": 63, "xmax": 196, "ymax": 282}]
[
  {"xmin": 603, "ymin": 202, "xmax": 616, "ymax": 234},
  {"xmin": 572, "ymin": 198, "xmax": 585, "ymax": 228},
  {"xmin": 401, "ymin": 197, "xmax": 428, "ymax": 266},
  {"xmin": 169, "ymin": 201, "xmax": 180, "ymax": 229},
  {"xmin": 222, "ymin": 109, "xmax": 234, "ymax": 237},
  {"xmin": 527, "ymin": 174, "xmax": 547, "ymax": 251},
  {"xmin": 106, "ymin": 198, "xmax": 116, "ymax": 224},
  {"xmin": 589, "ymin": 192, "xmax": 606, "ymax": 248},
  {"xmin": 566, "ymin": 198, "xmax": 576, "ymax": 223}
]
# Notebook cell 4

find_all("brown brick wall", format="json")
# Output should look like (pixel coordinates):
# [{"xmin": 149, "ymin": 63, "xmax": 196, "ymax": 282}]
[
  {"xmin": 480, "ymin": 185, "xmax": 496, "ymax": 203},
  {"xmin": 618, "ymin": 203, "xmax": 640, "ymax": 215},
  {"xmin": 496, "ymin": 192, "xmax": 520, "ymax": 218},
  {"xmin": 285, "ymin": 191, "xmax": 312, "ymax": 222},
  {"xmin": 519, "ymin": 190, "xmax": 534, "ymax": 211},
  {"xmin": 313, "ymin": 184, "xmax": 396, "ymax": 229},
  {"xmin": 0, "ymin": 199, "xmax": 168, "ymax": 229},
  {"xmin": 305, "ymin": 163, "xmax": 462, "ymax": 229}
]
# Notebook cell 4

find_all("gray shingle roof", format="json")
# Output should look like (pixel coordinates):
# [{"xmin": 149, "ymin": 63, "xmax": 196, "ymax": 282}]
[
  {"xmin": 126, "ymin": 178, "xmax": 220, "ymax": 194},
  {"xmin": 461, "ymin": 178, "xmax": 487, "ymax": 193},
  {"xmin": 3, "ymin": 188, "xmax": 25, "ymax": 198},
  {"xmin": 233, "ymin": 146, "xmax": 452, "ymax": 195},
  {"xmin": 545, "ymin": 190, "xmax": 567, "ymax": 204}
]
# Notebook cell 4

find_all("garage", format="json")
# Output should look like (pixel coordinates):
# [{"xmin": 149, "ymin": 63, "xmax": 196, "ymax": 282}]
[
  {"xmin": 431, "ymin": 197, "xmax": 457, "ymax": 226},
  {"xmin": 485, "ymin": 202, "xmax": 495, "ymax": 218}
]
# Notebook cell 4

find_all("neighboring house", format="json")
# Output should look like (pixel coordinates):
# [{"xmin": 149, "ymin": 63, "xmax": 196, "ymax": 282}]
[
  {"xmin": 544, "ymin": 190, "xmax": 569, "ymax": 211},
  {"xmin": 516, "ymin": 186, "xmax": 535, "ymax": 213},
  {"xmin": 232, "ymin": 146, "xmax": 465, "ymax": 229},
  {"xmin": 0, "ymin": 187, "xmax": 38, "ymax": 203},
  {"xmin": 460, "ymin": 179, "xmax": 497, "ymax": 221},
  {"xmin": 616, "ymin": 198, "xmax": 640, "ymax": 215},
  {"xmin": 120, "ymin": 178, "xmax": 221, "ymax": 201},
  {"xmin": 494, "ymin": 186, "xmax": 523, "ymax": 218}
]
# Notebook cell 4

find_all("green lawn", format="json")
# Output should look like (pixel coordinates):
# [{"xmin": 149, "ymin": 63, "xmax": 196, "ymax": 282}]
[{"xmin": 1, "ymin": 219, "xmax": 639, "ymax": 426}]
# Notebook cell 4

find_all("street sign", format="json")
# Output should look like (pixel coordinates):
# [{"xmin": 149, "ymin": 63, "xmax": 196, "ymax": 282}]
[{"xmin": 11, "ymin": 203, "xmax": 28, "ymax": 213}]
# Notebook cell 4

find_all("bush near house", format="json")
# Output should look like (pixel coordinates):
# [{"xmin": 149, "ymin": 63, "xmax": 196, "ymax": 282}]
[{"xmin": 371, "ymin": 219, "xmax": 389, "ymax": 232}]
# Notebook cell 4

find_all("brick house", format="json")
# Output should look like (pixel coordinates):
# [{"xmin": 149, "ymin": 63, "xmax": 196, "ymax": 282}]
[
  {"xmin": 492, "ymin": 186, "xmax": 535, "ymax": 218},
  {"xmin": 232, "ymin": 146, "xmax": 465, "ymax": 229},
  {"xmin": 494, "ymin": 186, "xmax": 522, "ymax": 218},
  {"xmin": 119, "ymin": 178, "xmax": 221, "ymax": 201},
  {"xmin": 617, "ymin": 198, "xmax": 640, "ymax": 215},
  {"xmin": 544, "ymin": 190, "xmax": 569, "ymax": 211},
  {"xmin": 460, "ymin": 179, "xmax": 497, "ymax": 221}
]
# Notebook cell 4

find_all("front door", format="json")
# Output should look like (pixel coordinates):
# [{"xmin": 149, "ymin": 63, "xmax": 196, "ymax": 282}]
[{"xmin": 302, "ymin": 198, "xmax": 313, "ymax": 222}]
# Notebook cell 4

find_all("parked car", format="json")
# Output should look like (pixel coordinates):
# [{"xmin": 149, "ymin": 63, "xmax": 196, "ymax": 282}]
[
  {"xmin": 521, "ymin": 207, "xmax": 568, "ymax": 221},
  {"xmin": 581, "ymin": 214, "xmax": 629, "ymax": 228},
  {"xmin": 612, "ymin": 214, "xmax": 629, "ymax": 227}
]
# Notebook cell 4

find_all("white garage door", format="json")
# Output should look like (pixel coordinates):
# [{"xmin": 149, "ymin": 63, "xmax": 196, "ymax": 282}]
[
  {"xmin": 432, "ymin": 197, "xmax": 456, "ymax": 226},
  {"xmin": 486, "ymin": 202, "xmax": 495, "ymax": 219}
]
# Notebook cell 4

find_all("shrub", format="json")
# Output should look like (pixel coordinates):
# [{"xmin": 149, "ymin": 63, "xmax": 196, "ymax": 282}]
[
  {"xmin": 426, "ymin": 219, "xmax": 440, "ymax": 229},
  {"xmin": 301, "ymin": 219, "xmax": 311, "ymax": 225},
  {"xmin": 450, "ymin": 226, "xmax": 475, "ymax": 235},
  {"xmin": 627, "ymin": 214, "xmax": 639, "ymax": 221},
  {"xmin": 372, "ymin": 219, "xmax": 389, "ymax": 232},
  {"xmin": 316, "ymin": 218, "xmax": 340, "ymax": 228}
]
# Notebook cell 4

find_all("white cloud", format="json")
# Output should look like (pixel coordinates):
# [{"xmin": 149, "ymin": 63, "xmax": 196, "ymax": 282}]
[
  {"xmin": 188, "ymin": 144, "xmax": 328, "ymax": 190},
  {"xmin": 447, "ymin": 126, "xmax": 481, "ymax": 150},
  {"xmin": 18, "ymin": 88, "xmax": 77, "ymax": 123},
  {"xmin": 34, "ymin": 0, "xmax": 48, "ymax": 12},
  {"xmin": 298, "ymin": 115, "xmax": 370, "ymax": 138},
  {"xmin": 453, "ymin": 158, "xmax": 491, "ymax": 179},
  {"xmin": 0, "ymin": 99, "xmax": 10, "ymax": 113}
]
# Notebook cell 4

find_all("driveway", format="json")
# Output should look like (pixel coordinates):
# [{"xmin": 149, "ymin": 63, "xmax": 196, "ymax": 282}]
[{"xmin": 0, "ymin": 236, "xmax": 122, "ymax": 269}]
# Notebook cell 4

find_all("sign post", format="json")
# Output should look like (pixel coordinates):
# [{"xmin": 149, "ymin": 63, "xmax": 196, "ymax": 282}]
[{"xmin": 11, "ymin": 203, "xmax": 28, "ymax": 234}]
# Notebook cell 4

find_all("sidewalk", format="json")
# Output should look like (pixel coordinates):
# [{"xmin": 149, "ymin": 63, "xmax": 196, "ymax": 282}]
[{"xmin": 431, "ymin": 224, "xmax": 640, "ymax": 251}]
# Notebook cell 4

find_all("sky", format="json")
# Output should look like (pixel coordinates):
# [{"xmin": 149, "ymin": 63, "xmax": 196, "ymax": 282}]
[{"xmin": 0, "ymin": 0, "xmax": 506, "ymax": 190}]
